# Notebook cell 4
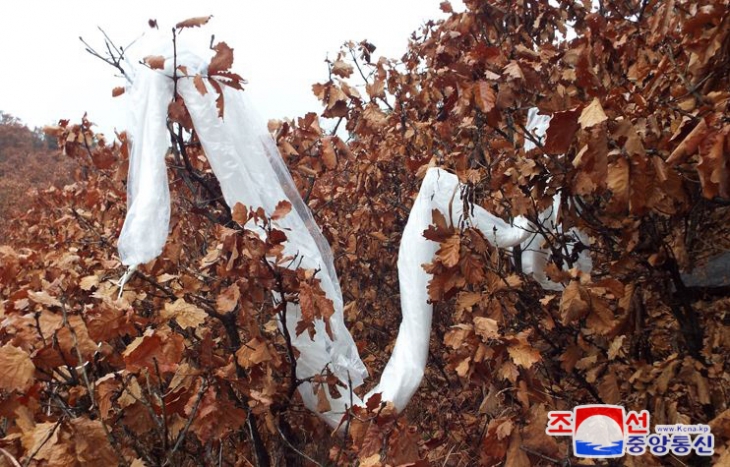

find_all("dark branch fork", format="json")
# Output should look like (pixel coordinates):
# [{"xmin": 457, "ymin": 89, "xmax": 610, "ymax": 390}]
[{"xmin": 80, "ymin": 27, "xmax": 139, "ymax": 83}]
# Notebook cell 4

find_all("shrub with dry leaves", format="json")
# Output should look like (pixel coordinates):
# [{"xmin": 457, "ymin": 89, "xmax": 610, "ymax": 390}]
[{"xmin": 1, "ymin": 1, "xmax": 730, "ymax": 466}]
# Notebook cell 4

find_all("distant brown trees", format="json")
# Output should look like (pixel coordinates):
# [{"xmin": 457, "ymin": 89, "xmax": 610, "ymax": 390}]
[{"xmin": 0, "ymin": 112, "xmax": 71, "ymax": 234}]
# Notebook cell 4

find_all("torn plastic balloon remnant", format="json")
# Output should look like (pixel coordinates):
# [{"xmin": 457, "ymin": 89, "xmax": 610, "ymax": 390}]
[{"xmin": 116, "ymin": 45, "xmax": 591, "ymax": 429}]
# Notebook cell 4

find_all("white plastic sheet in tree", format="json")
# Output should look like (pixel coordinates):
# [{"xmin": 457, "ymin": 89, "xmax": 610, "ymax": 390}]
[
  {"xmin": 117, "ymin": 43, "xmax": 592, "ymax": 429},
  {"xmin": 518, "ymin": 108, "xmax": 593, "ymax": 291},
  {"xmin": 176, "ymin": 77, "xmax": 369, "ymax": 421},
  {"xmin": 117, "ymin": 63, "xmax": 172, "ymax": 268},
  {"xmin": 363, "ymin": 167, "xmax": 534, "ymax": 412},
  {"xmin": 118, "ymin": 49, "xmax": 368, "ymax": 428}
]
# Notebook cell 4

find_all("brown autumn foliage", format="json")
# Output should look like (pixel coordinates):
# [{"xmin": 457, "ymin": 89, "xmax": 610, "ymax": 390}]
[{"xmin": 1, "ymin": 1, "xmax": 730, "ymax": 466}]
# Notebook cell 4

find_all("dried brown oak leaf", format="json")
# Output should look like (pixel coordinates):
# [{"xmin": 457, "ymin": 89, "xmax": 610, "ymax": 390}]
[
  {"xmin": 0, "ymin": 344, "xmax": 35, "ymax": 391},
  {"xmin": 176, "ymin": 15, "xmax": 212, "ymax": 29},
  {"xmin": 162, "ymin": 299, "xmax": 207, "ymax": 329},
  {"xmin": 144, "ymin": 55, "xmax": 166, "ymax": 70},
  {"xmin": 209, "ymin": 42, "xmax": 234, "ymax": 75}
]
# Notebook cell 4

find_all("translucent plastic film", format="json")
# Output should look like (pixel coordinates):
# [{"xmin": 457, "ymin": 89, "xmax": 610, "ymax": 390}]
[
  {"xmin": 117, "ymin": 66, "xmax": 172, "ymax": 268},
  {"xmin": 118, "ymin": 48, "xmax": 367, "ymax": 427},
  {"xmin": 176, "ymin": 77, "xmax": 369, "ymax": 422},
  {"xmin": 117, "ymin": 33, "xmax": 210, "ymax": 271},
  {"xmin": 363, "ymin": 168, "xmax": 533, "ymax": 411},
  {"xmin": 118, "ymin": 43, "xmax": 592, "ymax": 429}
]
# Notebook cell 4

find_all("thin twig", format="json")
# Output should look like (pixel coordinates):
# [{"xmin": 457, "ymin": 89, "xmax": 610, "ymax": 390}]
[
  {"xmin": 331, "ymin": 116, "xmax": 345, "ymax": 136},
  {"xmin": 165, "ymin": 377, "xmax": 209, "ymax": 465},
  {"xmin": 276, "ymin": 425, "xmax": 324, "ymax": 466},
  {"xmin": 261, "ymin": 242, "xmax": 300, "ymax": 401},
  {"xmin": 153, "ymin": 358, "xmax": 170, "ymax": 453},
  {"xmin": 348, "ymin": 46, "xmax": 371, "ymax": 84},
  {"xmin": 80, "ymin": 30, "xmax": 130, "ymax": 83},
  {"xmin": 22, "ymin": 419, "xmax": 62, "ymax": 467},
  {"xmin": 663, "ymin": 44, "xmax": 705, "ymax": 103},
  {"xmin": 135, "ymin": 271, "xmax": 177, "ymax": 301},
  {"xmin": 441, "ymin": 443, "xmax": 458, "ymax": 467},
  {"xmin": 0, "ymin": 448, "xmax": 22, "ymax": 467},
  {"xmin": 118, "ymin": 374, "xmax": 165, "ymax": 429},
  {"xmin": 519, "ymin": 445, "xmax": 563, "ymax": 465},
  {"xmin": 59, "ymin": 303, "xmax": 94, "ymax": 408},
  {"xmin": 334, "ymin": 372, "xmax": 354, "ymax": 465},
  {"xmin": 60, "ymin": 300, "xmax": 129, "ymax": 467}
]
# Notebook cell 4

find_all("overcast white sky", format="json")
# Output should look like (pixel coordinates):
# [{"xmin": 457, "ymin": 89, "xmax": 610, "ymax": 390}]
[{"xmin": 1, "ymin": 0, "xmax": 462, "ymax": 137}]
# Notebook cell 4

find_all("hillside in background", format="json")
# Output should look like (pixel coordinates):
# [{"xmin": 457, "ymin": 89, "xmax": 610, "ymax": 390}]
[{"xmin": 0, "ymin": 112, "xmax": 74, "ymax": 235}]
